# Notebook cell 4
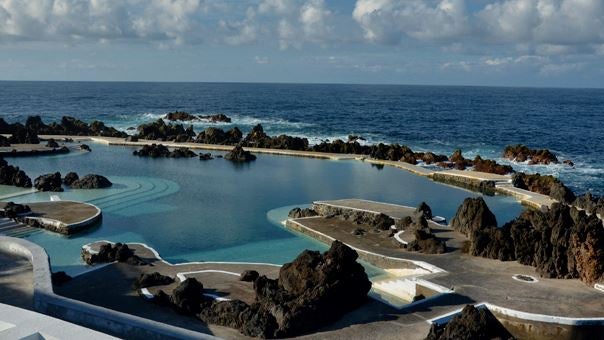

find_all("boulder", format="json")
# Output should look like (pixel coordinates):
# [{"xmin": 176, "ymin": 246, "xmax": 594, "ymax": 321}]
[
  {"xmin": 0, "ymin": 202, "xmax": 31, "ymax": 218},
  {"xmin": 416, "ymin": 202, "xmax": 433, "ymax": 220},
  {"xmin": 472, "ymin": 155, "xmax": 514, "ymax": 175},
  {"xmin": 242, "ymin": 124, "xmax": 308, "ymax": 151},
  {"xmin": 395, "ymin": 216, "xmax": 413, "ymax": 230},
  {"xmin": 426, "ymin": 304, "xmax": 514, "ymax": 340},
  {"xmin": 239, "ymin": 270, "xmax": 259, "ymax": 282},
  {"xmin": 512, "ymin": 172, "xmax": 576, "ymax": 203},
  {"xmin": 0, "ymin": 158, "xmax": 32, "ymax": 188},
  {"xmin": 9, "ymin": 127, "xmax": 40, "ymax": 144},
  {"xmin": 34, "ymin": 172, "xmax": 63, "ymax": 192},
  {"xmin": 287, "ymin": 207, "xmax": 318, "ymax": 219},
  {"xmin": 62, "ymin": 172, "xmax": 79, "ymax": 186},
  {"xmin": 450, "ymin": 197, "xmax": 497, "ymax": 237},
  {"xmin": 199, "ymin": 113, "xmax": 231, "ymax": 123},
  {"xmin": 133, "ymin": 272, "xmax": 174, "ymax": 289},
  {"xmin": 170, "ymin": 278, "xmax": 204, "ymax": 314},
  {"xmin": 70, "ymin": 174, "xmax": 112, "ymax": 189},
  {"xmin": 133, "ymin": 144, "xmax": 196, "ymax": 158},
  {"xmin": 165, "ymin": 111, "xmax": 198, "ymax": 121},
  {"xmin": 199, "ymin": 241, "xmax": 371, "ymax": 338},
  {"xmin": 503, "ymin": 144, "xmax": 558, "ymax": 165},
  {"xmin": 82, "ymin": 242, "xmax": 146, "ymax": 266},
  {"xmin": 199, "ymin": 153, "xmax": 213, "ymax": 160},
  {"xmin": 79, "ymin": 144, "xmax": 91, "ymax": 152},
  {"xmin": 137, "ymin": 119, "xmax": 194, "ymax": 142},
  {"xmin": 407, "ymin": 228, "xmax": 447, "ymax": 254},
  {"xmin": 196, "ymin": 127, "xmax": 242, "ymax": 145},
  {"xmin": 224, "ymin": 145, "xmax": 256, "ymax": 162},
  {"xmin": 45, "ymin": 138, "xmax": 60, "ymax": 148}
]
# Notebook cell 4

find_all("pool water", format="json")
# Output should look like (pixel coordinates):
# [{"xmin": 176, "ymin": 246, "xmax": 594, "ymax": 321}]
[{"xmin": 1, "ymin": 143, "xmax": 523, "ymax": 275}]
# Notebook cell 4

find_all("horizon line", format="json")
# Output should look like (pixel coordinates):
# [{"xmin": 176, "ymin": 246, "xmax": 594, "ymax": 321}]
[{"xmin": 0, "ymin": 79, "xmax": 602, "ymax": 91}]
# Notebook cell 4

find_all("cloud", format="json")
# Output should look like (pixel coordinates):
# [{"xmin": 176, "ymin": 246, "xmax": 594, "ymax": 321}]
[
  {"xmin": 352, "ymin": 0, "xmax": 468, "ymax": 44},
  {"xmin": 352, "ymin": 0, "xmax": 604, "ymax": 53}
]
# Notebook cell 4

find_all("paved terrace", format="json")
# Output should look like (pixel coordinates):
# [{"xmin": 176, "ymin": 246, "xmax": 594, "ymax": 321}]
[
  {"xmin": 287, "ymin": 199, "xmax": 604, "ymax": 319},
  {"xmin": 0, "ymin": 200, "xmax": 101, "ymax": 235}
]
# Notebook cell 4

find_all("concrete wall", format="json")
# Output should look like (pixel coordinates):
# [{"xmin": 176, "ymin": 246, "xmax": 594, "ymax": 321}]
[{"xmin": 0, "ymin": 236, "xmax": 215, "ymax": 340}]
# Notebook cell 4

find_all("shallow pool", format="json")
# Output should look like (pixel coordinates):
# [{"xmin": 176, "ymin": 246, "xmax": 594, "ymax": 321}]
[{"xmin": 1, "ymin": 143, "xmax": 523, "ymax": 274}]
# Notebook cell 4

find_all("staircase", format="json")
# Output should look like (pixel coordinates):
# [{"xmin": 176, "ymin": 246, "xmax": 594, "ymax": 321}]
[{"xmin": 0, "ymin": 218, "xmax": 41, "ymax": 238}]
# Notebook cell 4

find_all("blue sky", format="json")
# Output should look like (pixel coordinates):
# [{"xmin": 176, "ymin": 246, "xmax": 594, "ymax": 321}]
[{"xmin": 0, "ymin": 0, "xmax": 603, "ymax": 87}]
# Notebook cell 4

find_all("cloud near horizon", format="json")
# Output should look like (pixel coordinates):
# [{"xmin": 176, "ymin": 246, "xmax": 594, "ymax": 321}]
[{"xmin": 0, "ymin": 0, "xmax": 602, "ymax": 86}]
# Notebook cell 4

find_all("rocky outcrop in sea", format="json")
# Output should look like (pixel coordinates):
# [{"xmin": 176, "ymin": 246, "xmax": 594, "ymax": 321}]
[
  {"xmin": 195, "ymin": 127, "xmax": 242, "ymax": 145},
  {"xmin": 224, "ymin": 145, "xmax": 256, "ymax": 162},
  {"xmin": 512, "ymin": 172, "xmax": 576, "ymax": 203},
  {"xmin": 137, "ymin": 119, "xmax": 195, "ymax": 142},
  {"xmin": 503, "ymin": 144, "xmax": 558, "ymax": 165},
  {"xmin": 34, "ymin": 172, "xmax": 64, "ymax": 192},
  {"xmin": 81, "ymin": 243, "xmax": 146, "ymax": 266},
  {"xmin": 70, "ymin": 174, "xmax": 113, "ymax": 189},
  {"xmin": 133, "ymin": 144, "xmax": 197, "ymax": 158}
]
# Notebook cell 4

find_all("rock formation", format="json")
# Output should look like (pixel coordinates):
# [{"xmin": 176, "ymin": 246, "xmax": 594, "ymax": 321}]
[
  {"xmin": 79, "ymin": 144, "xmax": 91, "ymax": 152},
  {"xmin": 416, "ymin": 202, "xmax": 433, "ymax": 220},
  {"xmin": 407, "ymin": 228, "xmax": 447, "ymax": 254},
  {"xmin": 0, "ymin": 135, "xmax": 10, "ymax": 147},
  {"xmin": 0, "ymin": 157, "xmax": 32, "ymax": 187},
  {"xmin": 170, "ymin": 278, "xmax": 206, "ymax": 314},
  {"xmin": 573, "ymin": 192, "xmax": 604, "ymax": 217},
  {"xmin": 45, "ymin": 138, "xmax": 60, "ymax": 148},
  {"xmin": 16, "ymin": 115, "xmax": 127, "ymax": 138},
  {"xmin": 239, "ymin": 270, "xmax": 259, "ymax": 282},
  {"xmin": 137, "ymin": 119, "xmax": 195, "ymax": 142},
  {"xmin": 51, "ymin": 271, "xmax": 72, "ymax": 286},
  {"xmin": 0, "ymin": 202, "xmax": 31, "ymax": 218},
  {"xmin": 9, "ymin": 127, "xmax": 40, "ymax": 144},
  {"xmin": 70, "ymin": 174, "xmax": 113, "ymax": 189},
  {"xmin": 426, "ymin": 304, "xmax": 514, "ymax": 340},
  {"xmin": 287, "ymin": 207, "xmax": 318, "ymax": 218},
  {"xmin": 199, "ymin": 240, "xmax": 371, "ymax": 338},
  {"xmin": 472, "ymin": 156, "xmax": 514, "ymax": 175},
  {"xmin": 224, "ymin": 145, "xmax": 256, "ymax": 162},
  {"xmin": 81, "ymin": 242, "xmax": 146, "ymax": 265},
  {"xmin": 199, "ymin": 113, "xmax": 232, "ymax": 123},
  {"xmin": 62, "ymin": 172, "xmax": 79, "ymax": 186},
  {"xmin": 469, "ymin": 203, "xmax": 604, "ymax": 285},
  {"xmin": 34, "ymin": 172, "xmax": 63, "ymax": 192},
  {"xmin": 195, "ymin": 127, "xmax": 242, "ymax": 145},
  {"xmin": 503, "ymin": 144, "xmax": 558, "ymax": 165},
  {"xmin": 242, "ymin": 124, "xmax": 308, "ymax": 151},
  {"xmin": 512, "ymin": 172, "xmax": 576, "ymax": 203},
  {"xmin": 165, "ymin": 111, "xmax": 198, "ymax": 121},
  {"xmin": 133, "ymin": 272, "xmax": 174, "ymax": 289},
  {"xmin": 133, "ymin": 144, "xmax": 197, "ymax": 158},
  {"xmin": 450, "ymin": 197, "xmax": 497, "ymax": 237}
]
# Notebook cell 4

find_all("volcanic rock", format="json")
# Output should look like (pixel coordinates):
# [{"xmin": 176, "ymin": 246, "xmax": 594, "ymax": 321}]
[
  {"xmin": 82, "ymin": 242, "xmax": 145, "ymax": 266},
  {"xmin": 450, "ymin": 197, "xmax": 497, "ymax": 237},
  {"xmin": 170, "ymin": 278, "xmax": 205, "ymax": 314},
  {"xmin": 34, "ymin": 172, "xmax": 63, "ymax": 192},
  {"xmin": 224, "ymin": 145, "xmax": 256, "ymax": 162},
  {"xmin": 512, "ymin": 172, "xmax": 575, "ymax": 203},
  {"xmin": 472, "ymin": 155, "xmax": 514, "ymax": 175},
  {"xmin": 79, "ymin": 144, "xmax": 91, "ymax": 152},
  {"xmin": 239, "ymin": 270, "xmax": 259, "ymax": 282},
  {"xmin": 62, "ymin": 172, "xmax": 79, "ymax": 186},
  {"xmin": 199, "ymin": 153, "xmax": 213, "ymax": 160},
  {"xmin": 426, "ymin": 304, "xmax": 514, "ymax": 340},
  {"xmin": 0, "ymin": 135, "xmax": 10, "ymax": 147},
  {"xmin": 0, "ymin": 158, "xmax": 32, "ymax": 187},
  {"xmin": 165, "ymin": 111, "xmax": 198, "ymax": 121},
  {"xmin": 137, "ymin": 119, "xmax": 195, "ymax": 142},
  {"xmin": 416, "ymin": 202, "xmax": 433, "ymax": 220},
  {"xmin": 199, "ymin": 240, "xmax": 371, "ymax": 338},
  {"xmin": 133, "ymin": 272, "xmax": 174, "ymax": 289},
  {"xmin": 287, "ymin": 207, "xmax": 318, "ymax": 218},
  {"xmin": 195, "ymin": 127, "xmax": 243, "ymax": 145},
  {"xmin": 45, "ymin": 138, "xmax": 60, "ymax": 148},
  {"xmin": 133, "ymin": 144, "xmax": 196, "ymax": 158},
  {"xmin": 70, "ymin": 174, "xmax": 112, "ymax": 189},
  {"xmin": 0, "ymin": 202, "xmax": 31, "ymax": 219},
  {"xmin": 407, "ymin": 228, "xmax": 447, "ymax": 254},
  {"xmin": 199, "ymin": 113, "xmax": 231, "ymax": 123},
  {"xmin": 503, "ymin": 144, "xmax": 558, "ymax": 165}
]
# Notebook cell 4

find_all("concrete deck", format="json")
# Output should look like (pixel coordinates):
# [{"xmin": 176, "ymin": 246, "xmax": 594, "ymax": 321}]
[
  {"xmin": 286, "ymin": 199, "xmax": 604, "ymax": 321},
  {"xmin": 0, "ymin": 142, "xmax": 74, "ymax": 157},
  {"xmin": 0, "ymin": 200, "xmax": 102, "ymax": 235}
]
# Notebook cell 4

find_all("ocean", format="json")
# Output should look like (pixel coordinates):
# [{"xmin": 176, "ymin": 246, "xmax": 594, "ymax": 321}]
[{"xmin": 1, "ymin": 81, "xmax": 602, "ymax": 195}]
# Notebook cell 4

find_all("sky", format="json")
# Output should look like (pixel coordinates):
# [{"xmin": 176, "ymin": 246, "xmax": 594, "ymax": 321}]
[{"xmin": 0, "ymin": 0, "xmax": 603, "ymax": 87}]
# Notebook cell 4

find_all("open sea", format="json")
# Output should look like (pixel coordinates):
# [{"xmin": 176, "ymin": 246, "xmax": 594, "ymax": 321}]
[
  {"xmin": 0, "ymin": 81, "xmax": 601, "ymax": 275},
  {"xmin": 1, "ymin": 81, "xmax": 602, "ymax": 195}
]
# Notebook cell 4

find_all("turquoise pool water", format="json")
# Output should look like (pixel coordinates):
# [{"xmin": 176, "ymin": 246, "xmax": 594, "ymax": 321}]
[{"xmin": 2, "ymin": 143, "xmax": 523, "ymax": 275}]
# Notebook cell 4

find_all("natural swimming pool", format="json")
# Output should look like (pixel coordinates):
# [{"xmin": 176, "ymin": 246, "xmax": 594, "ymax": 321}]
[{"xmin": 1, "ymin": 143, "xmax": 523, "ymax": 274}]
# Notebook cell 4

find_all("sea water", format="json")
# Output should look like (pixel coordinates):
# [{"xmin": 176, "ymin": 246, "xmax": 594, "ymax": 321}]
[
  {"xmin": 0, "ymin": 81, "xmax": 602, "ymax": 195},
  {"xmin": 2, "ymin": 143, "xmax": 521, "ymax": 274}
]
